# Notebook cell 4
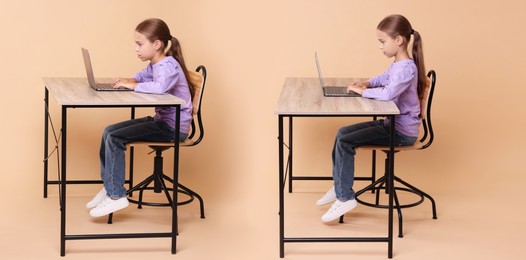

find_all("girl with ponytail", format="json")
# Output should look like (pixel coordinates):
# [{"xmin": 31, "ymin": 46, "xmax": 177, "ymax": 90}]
[
  {"xmin": 87, "ymin": 18, "xmax": 193, "ymax": 217},
  {"xmin": 318, "ymin": 15, "xmax": 426, "ymax": 223}
]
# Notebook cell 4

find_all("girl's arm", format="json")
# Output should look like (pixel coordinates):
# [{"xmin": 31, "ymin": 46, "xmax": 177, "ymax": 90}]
[
  {"xmin": 347, "ymin": 81, "xmax": 370, "ymax": 95},
  {"xmin": 367, "ymin": 72, "xmax": 389, "ymax": 88},
  {"xmin": 347, "ymin": 71, "xmax": 388, "ymax": 95},
  {"xmin": 112, "ymin": 65, "xmax": 149, "ymax": 90},
  {"xmin": 113, "ymin": 78, "xmax": 137, "ymax": 90},
  {"xmin": 362, "ymin": 69, "xmax": 413, "ymax": 101},
  {"xmin": 134, "ymin": 66, "xmax": 179, "ymax": 94}
]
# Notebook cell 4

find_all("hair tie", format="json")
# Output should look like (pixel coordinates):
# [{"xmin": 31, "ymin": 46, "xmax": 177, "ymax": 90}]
[
  {"xmin": 411, "ymin": 29, "xmax": 415, "ymax": 35},
  {"xmin": 170, "ymin": 35, "xmax": 174, "ymax": 39}
]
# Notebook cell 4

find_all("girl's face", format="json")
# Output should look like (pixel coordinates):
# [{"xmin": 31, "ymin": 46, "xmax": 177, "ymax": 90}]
[
  {"xmin": 134, "ymin": 31, "xmax": 162, "ymax": 62},
  {"xmin": 376, "ymin": 30, "xmax": 403, "ymax": 59}
]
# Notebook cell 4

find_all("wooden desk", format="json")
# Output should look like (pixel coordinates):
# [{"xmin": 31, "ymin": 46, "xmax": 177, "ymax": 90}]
[
  {"xmin": 42, "ymin": 78, "xmax": 185, "ymax": 256},
  {"xmin": 275, "ymin": 77, "xmax": 400, "ymax": 258}
]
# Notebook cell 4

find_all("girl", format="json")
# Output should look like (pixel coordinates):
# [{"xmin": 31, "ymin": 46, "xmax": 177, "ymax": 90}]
[
  {"xmin": 317, "ymin": 14, "xmax": 426, "ymax": 223},
  {"xmin": 86, "ymin": 18, "xmax": 194, "ymax": 217}
]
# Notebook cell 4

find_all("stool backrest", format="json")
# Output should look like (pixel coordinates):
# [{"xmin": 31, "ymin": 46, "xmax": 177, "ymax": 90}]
[
  {"xmin": 418, "ymin": 70, "xmax": 436, "ymax": 149},
  {"xmin": 185, "ymin": 65, "xmax": 207, "ymax": 145},
  {"xmin": 188, "ymin": 66, "xmax": 206, "ymax": 116}
]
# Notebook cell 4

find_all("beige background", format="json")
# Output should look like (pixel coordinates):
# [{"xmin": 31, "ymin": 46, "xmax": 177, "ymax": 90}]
[{"xmin": 1, "ymin": 0, "xmax": 525, "ymax": 259}]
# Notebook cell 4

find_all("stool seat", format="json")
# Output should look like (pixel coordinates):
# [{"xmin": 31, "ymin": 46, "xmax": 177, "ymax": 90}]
[{"xmin": 356, "ymin": 141, "xmax": 424, "ymax": 151}]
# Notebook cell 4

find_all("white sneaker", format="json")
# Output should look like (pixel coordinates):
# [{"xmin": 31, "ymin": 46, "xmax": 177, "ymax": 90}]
[
  {"xmin": 316, "ymin": 186, "xmax": 336, "ymax": 206},
  {"xmin": 89, "ymin": 197, "xmax": 129, "ymax": 217},
  {"xmin": 86, "ymin": 187, "xmax": 109, "ymax": 209},
  {"xmin": 321, "ymin": 199, "xmax": 357, "ymax": 223}
]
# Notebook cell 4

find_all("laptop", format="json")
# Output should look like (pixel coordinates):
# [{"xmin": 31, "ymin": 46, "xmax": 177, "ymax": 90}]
[
  {"xmin": 315, "ymin": 52, "xmax": 360, "ymax": 97},
  {"xmin": 81, "ymin": 48, "xmax": 131, "ymax": 91}
]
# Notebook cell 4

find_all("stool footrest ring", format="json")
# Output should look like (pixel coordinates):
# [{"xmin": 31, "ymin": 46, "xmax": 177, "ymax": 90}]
[
  {"xmin": 356, "ymin": 187, "xmax": 425, "ymax": 209},
  {"xmin": 128, "ymin": 188, "xmax": 195, "ymax": 207}
]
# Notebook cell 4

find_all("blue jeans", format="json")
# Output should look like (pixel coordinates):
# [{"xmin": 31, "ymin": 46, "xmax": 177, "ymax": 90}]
[
  {"xmin": 100, "ymin": 116, "xmax": 188, "ymax": 199},
  {"xmin": 332, "ymin": 120, "xmax": 417, "ymax": 202}
]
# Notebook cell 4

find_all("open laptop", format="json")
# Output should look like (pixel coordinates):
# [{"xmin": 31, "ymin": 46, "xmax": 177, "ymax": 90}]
[
  {"xmin": 315, "ymin": 52, "xmax": 360, "ymax": 97},
  {"xmin": 81, "ymin": 48, "xmax": 131, "ymax": 91}
]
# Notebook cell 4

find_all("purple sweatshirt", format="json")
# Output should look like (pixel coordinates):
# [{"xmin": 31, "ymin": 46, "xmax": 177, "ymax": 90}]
[
  {"xmin": 133, "ymin": 56, "xmax": 192, "ymax": 134},
  {"xmin": 363, "ymin": 59, "xmax": 421, "ymax": 137}
]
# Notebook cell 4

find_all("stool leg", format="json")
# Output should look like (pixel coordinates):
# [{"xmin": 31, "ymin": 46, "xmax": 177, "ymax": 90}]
[
  {"xmin": 153, "ymin": 150, "xmax": 164, "ymax": 193},
  {"xmin": 127, "ymin": 175, "xmax": 155, "ymax": 194},
  {"xmin": 162, "ymin": 174, "xmax": 206, "ymax": 219},
  {"xmin": 158, "ymin": 175, "xmax": 174, "ymax": 206},
  {"xmin": 384, "ymin": 157, "xmax": 390, "ymax": 194},
  {"xmin": 179, "ymin": 183, "xmax": 206, "ymax": 219},
  {"xmin": 137, "ymin": 176, "xmax": 156, "ymax": 209},
  {"xmin": 138, "ymin": 188, "xmax": 144, "ymax": 209},
  {"xmin": 374, "ymin": 156, "xmax": 390, "ymax": 205},
  {"xmin": 395, "ymin": 176, "xmax": 438, "ymax": 219},
  {"xmin": 126, "ymin": 175, "xmax": 156, "ymax": 209},
  {"xmin": 393, "ymin": 189, "xmax": 403, "ymax": 238},
  {"xmin": 371, "ymin": 150, "xmax": 376, "ymax": 194},
  {"xmin": 375, "ymin": 180, "xmax": 385, "ymax": 205}
]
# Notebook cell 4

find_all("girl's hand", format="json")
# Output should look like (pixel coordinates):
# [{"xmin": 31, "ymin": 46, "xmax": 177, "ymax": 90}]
[
  {"xmin": 113, "ymin": 78, "xmax": 137, "ymax": 90},
  {"xmin": 347, "ymin": 81, "xmax": 370, "ymax": 94}
]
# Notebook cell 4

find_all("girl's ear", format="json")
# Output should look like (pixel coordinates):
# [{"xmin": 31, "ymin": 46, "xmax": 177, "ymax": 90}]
[
  {"xmin": 153, "ymin": 39, "xmax": 163, "ymax": 51},
  {"xmin": 395, "ymin": 35, "xmax": 405, "ymax": 46}
]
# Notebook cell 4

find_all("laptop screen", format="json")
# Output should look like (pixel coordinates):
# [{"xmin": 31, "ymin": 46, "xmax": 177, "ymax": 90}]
[
  {"xmin": 314, "ymin": 51, "xmax": 325, "ymax": 87},
  {"xmin": 81, "ymin": 48, "xmax": 98, "ymax": 87}
]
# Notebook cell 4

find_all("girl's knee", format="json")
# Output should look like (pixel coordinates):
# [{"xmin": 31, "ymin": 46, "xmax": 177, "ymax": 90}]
[
  {"xmin": 106, "ymin": 133, "xmax": 127, "ymax": 150},
  {"xmin": 102, "ymin": 126, "xmax": 114, "ymax": 137},
  {"xmin": 336, "ymin": 128, "xmax": 347, "ymax": 139},
  {"xmin": 336, "ymin": 140, "xmax": 357, "ymax": 155}
]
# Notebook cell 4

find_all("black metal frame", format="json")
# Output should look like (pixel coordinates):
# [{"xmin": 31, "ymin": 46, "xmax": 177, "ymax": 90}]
[
  {"xmin": 351, "ymin": 70, "xmax": 438, "ymax": 238},
  {"xmin": 108, "ymin": 65, "xmax": 208, "ymax": 223},
  {"xmin": 278, "ymin": 114, "xmax": 397, "ymax": 258},
  {"xmin": 44, "ymin": 91, "xmax": 182, "ymax": 256}
]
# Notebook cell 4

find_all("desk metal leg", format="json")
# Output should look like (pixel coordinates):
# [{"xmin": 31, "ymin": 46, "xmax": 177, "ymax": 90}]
[
  {"xmin": 44, "ymin": 88, "xmax": 49, "ymax": 198},
  {"xmin": 387, "ymin": 115, "xmax": 395, "ymax": 258},
  {"xmin": 129, "ymin": 107, "xmax": 136, "ymax": 192},
  {"xmin": 60, "ymin": 106, "xmax": 68, "ymax": 256},
  {"xmin": 278, "ymin": 115, "xmax": 285, "ymax": 258},
  {"xmin": 372, "ymin": 116, "xmax": 378, "ymax": 191},
  {"xmin": 371, "ymin": 150, "xmax": 376, "ymax": 192},
  {"xmin": 287, "ymin": 117, "xmax": 293, "ymax": 193},
  {"xmin": 171, "ymin": 105, "xmax": 181, "ymax": 254}
]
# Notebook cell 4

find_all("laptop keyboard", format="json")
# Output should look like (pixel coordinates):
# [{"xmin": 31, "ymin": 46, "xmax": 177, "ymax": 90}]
[
  {"xmin": 325, "ymin": 86, "xmax": 348, "ymax": 94},
  {"xmin": 96, "ymin": 83, "xmax": 115, "ymax": 90}
]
